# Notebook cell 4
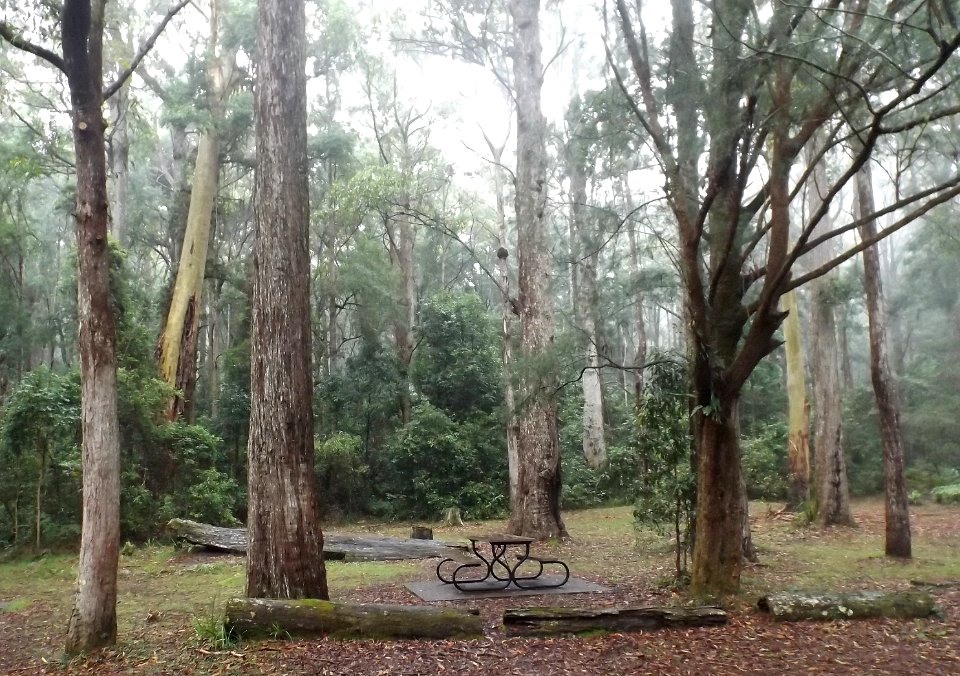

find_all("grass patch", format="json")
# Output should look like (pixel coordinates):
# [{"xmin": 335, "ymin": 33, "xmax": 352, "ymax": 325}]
[
  {"xmin": 327, "ymin": 560, "xmax": 420, "ymax": 591},
  {"xmin": 0, "ymin": 598, "xmax": 31, "ymax": 612}
]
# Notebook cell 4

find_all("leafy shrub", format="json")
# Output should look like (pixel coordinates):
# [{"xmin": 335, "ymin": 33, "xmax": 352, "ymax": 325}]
[
  {"xmin": 741, "ymin": 423, "xmax": 788, "ymax": 500},
  {"xmin": 315, "ymin": 432, "xmax": 369, "ymax": 519},
  {"xmin": 932, "ymin": 483, "xmax": 960, "ymax": 504},
  {"xmin": 382, "ymin": 403, "xmax": 506, "ymax": 520},
  {"xmin": 632, "ymin": 355, "xmax": 694, "ymax": 578}
]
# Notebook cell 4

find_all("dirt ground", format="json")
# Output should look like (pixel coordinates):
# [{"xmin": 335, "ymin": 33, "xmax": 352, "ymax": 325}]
[{"xmin": 1, "ymin": 500, "xmax": 957, "ymax": 675}]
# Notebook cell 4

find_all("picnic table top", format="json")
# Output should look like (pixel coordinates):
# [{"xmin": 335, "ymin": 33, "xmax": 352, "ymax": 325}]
[{"xmin": 466, "ymin": 533, "xmax": 535, "ymax": 545}]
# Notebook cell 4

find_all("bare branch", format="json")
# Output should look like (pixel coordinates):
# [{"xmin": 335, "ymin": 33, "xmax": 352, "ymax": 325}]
[{"xmin": 103, "ymin": 0, "xmax": 192, "ymax": 101}]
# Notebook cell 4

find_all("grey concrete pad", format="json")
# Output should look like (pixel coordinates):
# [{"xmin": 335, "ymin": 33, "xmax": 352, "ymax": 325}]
[{"xmin": 405, "ymin": 576, "xmax": 609, "ymax": 602}]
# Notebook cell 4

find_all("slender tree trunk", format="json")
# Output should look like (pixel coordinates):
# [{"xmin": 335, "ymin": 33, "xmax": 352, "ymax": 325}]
[
  {"xmin": 856, "ymin": 162, "xmax": 911, "ymax": 558},
  {"xmin": 568, "ymin": 144, "xmax": 605, "ymax": 468},
  {"xmin": 508, "ymin": 0, "xmax": 566, "ymax": 540},
  {"xmin": 245, "ymin": 0, "xmax": 327, "ymax": 600},
  {"xmin": 806, "ymin": 144, "xmax": 855, "ymax": 527},
  {"xmin": 782, "ymin": 289, "xmax": 810, "ymax": 509},
  {"xmin": 63, "ymin": 0, "xmax": 122, "ymax": 655},
  {"xmin": 485, "ymin": 134, "xmax": 520, "ymax": 510}
]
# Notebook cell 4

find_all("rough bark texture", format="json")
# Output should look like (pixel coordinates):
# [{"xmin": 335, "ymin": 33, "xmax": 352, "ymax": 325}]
[
  {"xmin": 806, "ymin": 145, "xmax": 855, "ymax": 527},
  {"xmin": 690, "ymin": 396, "xmax": 745, "ymax": 594},
  {"xmin": 758, "ymin": 590, "xmax": 936, "ymax": 621},
  {"xmin": 855, "ymin": 162, "xmax": 911, "ymax": 558},
  {"xmin": 246, "ymin": 0, "xmax": 327, "ymax": 600},
  {"xmin": 782, "ymin": 290, "xmax": 811, "ymax": 509},
  {"xmin": 507, "ymin": 0, "xmax": 565, "ymax": 540},
  {"xmin": 503, "ymin": 606, "xmax": 727, "ymax": 637},
  {"xmin": 225, "ymin": 598, "xmax": 483, "ymax": 640},
  {"xmin": 166, "ymin": 518, "xmax": 467, "ymax": 560},
  {"xmin": 63, "ymin": 0, "xmax": 122, "ymax": 655}
]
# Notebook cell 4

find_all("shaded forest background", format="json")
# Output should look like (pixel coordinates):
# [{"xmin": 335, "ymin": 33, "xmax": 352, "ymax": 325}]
[{"xmin": 1, "ymin": 0, "xmax": 959, "ymax": 551}]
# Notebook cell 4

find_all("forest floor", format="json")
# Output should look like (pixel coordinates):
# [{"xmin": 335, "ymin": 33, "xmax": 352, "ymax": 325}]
[{"xmin": 1, "ymin": 498, "xmax": 958, "ymax": 675}]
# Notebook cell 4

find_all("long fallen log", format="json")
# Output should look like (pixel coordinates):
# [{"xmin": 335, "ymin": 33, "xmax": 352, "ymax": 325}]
[
  {"xmin": 224, "ymin": 597, "xmax": 483, "ymax": 640},
  {"xmin": 166, "ymin": 518, "xmax": 468, "ymax": 560},
  {"xmin": 757, "ymin": 590, "xmax": 939, "ymax": 621},
  {"xmin": 502, "ymin": 606, "xmax": 727, "ymax": 637}
]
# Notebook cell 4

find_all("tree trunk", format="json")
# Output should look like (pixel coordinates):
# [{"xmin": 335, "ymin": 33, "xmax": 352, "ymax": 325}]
[
  {"xmin": 63, "ymin": 0, "xmax": 122, "ymax": 655},
  {"xmin": 690, "ymin": 392, "xmax": 745, "ymax": 595},
  {"xmin": 225, "ymin": 598, "xmax": 483, "ymax": 640},
  {"xmin": 806, "ymin": 141, "xmax": 855, "ymax": 527},
  {"xmin": 158, "ymin": 134, "xmax": 219, "ymax": 421},
  {"xmin": 246, "ymin": 0, "xmax": 327, "ymax": 600},
  {"xmin": 758, "ymin": 590, "xmax": 935, "ymax": 621},
  {"xmin": 782, "ymin": 289, "xmax": 810, "ymax": 509},
  {"xmin": 157, "ymin": 0, "xmax": 236, "ymax": 422},
  {"xmin": 855, "ymin": 161, "xmax": 911, "ymax": 558},
  {"xmin": 568, "ymin": 141, "xmax": 605, "ymax": 468},
  {"xmin": 507, "ymin": 0, "xmax": 566, "ymax": 540},
  {"xmin": 503, "ymin": 606, "xmax": 727, "ymax": 637},
  {"xmin": 485, "ymin": 133, "xmax": 520, "ymax": 511}
]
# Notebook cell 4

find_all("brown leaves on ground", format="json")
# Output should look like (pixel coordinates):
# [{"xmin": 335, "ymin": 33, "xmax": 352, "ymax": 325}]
[{"xmin": 1, "ymin": 500, "xmax": 958, "ymax": 675}]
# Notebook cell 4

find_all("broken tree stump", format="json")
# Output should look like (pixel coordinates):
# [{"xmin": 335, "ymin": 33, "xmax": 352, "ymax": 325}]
[
  {"xmin": 757, "ymin": 590, "xmax": 938, "ymax": 621},
  {"xmin": 224, "ymin": 598, "xmax": 483, "ymax": 640},
  {"xmin": 410, "ymin": 525, "xmax": 433, "ymax": 540},
  {"xmin": 502, "ymin": 606, "xmax": 727, "ymax": 637},
  {"xmin": 166, "ymin": 518, "xmax": 467, "ymax": 560}
]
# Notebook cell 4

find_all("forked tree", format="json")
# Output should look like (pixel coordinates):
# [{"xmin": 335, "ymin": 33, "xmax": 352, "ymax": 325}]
[{"xmin": 610, "ymin": 0, "xmax": 960, "ymax": 593}]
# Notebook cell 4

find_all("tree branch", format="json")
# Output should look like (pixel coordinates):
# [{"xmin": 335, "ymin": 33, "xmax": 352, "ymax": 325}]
[
  {"xmin": 103, "ymin": 0, "xmax": 191, "ymax": 101},
  {"xmin": 0, "ymin": 22, "xmax": 66, "ymax": 72}
]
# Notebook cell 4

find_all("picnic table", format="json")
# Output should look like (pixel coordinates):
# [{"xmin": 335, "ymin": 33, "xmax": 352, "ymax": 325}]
[{"xmin": 436, "ymin": 533, "xmax": 569, "ymax": 592}]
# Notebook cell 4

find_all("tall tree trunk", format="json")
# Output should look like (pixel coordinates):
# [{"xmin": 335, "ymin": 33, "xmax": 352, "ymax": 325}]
[
  {"xmin": 624, "ymin": 184, "xmax": 647, "ymax": 408},
  {"xmin": 507, "ymin": 0, "xmax": 566, "ymax": 540},
  {"xmin": 806, "ymin": 143, "xmax": 855, "ymax": 527},
  {"xmin": 245, "ymin": 0, "xmax": 327, "ymax": 600},
  {"xmin": 855, "ymin": 161, "xmax": 911, "ymax": 558},
  {"xmin": 485, "ymin": 133, "xmax": 520, "ymax": 510},
  {"xmin": 386, "ymin": 208, "xmax": 416, "ymax": 425},
  {"xmin": 63, "ymin": 0, "xmax": 122, "ymax": 655},
  {"xmin": 157, "ymin": 0, "xmax": 235, "ymax": 422},
  {"xmin": 782, "ymin": 289, "xmax": 810, "ymax": 509},
  {"xmin": 568, "ymin": 142, "xmax": 606, "ymax": 468}
]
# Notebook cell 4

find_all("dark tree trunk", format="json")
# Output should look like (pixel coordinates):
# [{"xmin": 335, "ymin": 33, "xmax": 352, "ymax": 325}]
[
  {"xmin": 503, "ymin": 606, "xmax": 727, "ymax": 636},
  {"xmin": 246, "ymin": 0, "xmax": 327, "ymax": 600},
  {"xmin": 507, "ymin": 0, "xmax": 566, "ymax": 540},
  {"xmin": 856, "ymin": 162, "xmax": 911, "ymax": 558},
  {"xmin": 690, "ymin": 390, "xmax": 745, "ymax": 595},
  {"xmin": 61, "ymin": 0, "xmax": 122, "ymax": 655}
]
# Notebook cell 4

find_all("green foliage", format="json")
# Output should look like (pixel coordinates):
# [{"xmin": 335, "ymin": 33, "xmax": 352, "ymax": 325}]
[
  {"xmin": 315, "ymin": 432, "xmax": 369, "ymax": 519},
  {"xmin": 381, "ymin": 403, "xmax": 506, "ymax": 520},
  {"xmin": 931, "ymin": 483, "xmax": 960, "ymax": 505},
  {"xmin": 741, "ymin": 423, "xmax": 788, "ymax": 500},
  {"xmin": 632, "ymin": 355, "xmax": 694, "ymax": 577},
  {"xmin": 412, "ymin": 291, "xmax": 501, "ymax": 417}
]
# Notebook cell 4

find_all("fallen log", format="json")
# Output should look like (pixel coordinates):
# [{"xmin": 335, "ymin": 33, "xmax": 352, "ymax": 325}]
[
  {"xmin": 757, "ymin": 590, "xmax": 939, "ymax": 621},
  {"xmin": 166, "ymin": 519, "xmax": 467, "ymax": 560},
  {"xmin": 224, "ymin": 597, "xmax": 483, "ymax": 640},
  {"xmin": 502, "ymin": 606, "xmax": 727, "ymax": 637}
]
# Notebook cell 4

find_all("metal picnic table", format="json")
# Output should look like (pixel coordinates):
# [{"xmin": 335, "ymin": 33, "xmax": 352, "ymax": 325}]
[{"xmin": 435, "ymin": 533, "xmax": 570, "ymax": 592}]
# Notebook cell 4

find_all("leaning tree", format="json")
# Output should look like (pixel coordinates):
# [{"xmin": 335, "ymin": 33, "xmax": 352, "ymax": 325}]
[{"xmin": 609, "ymin": 0, "xmax": 960, "ymax": 593}]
